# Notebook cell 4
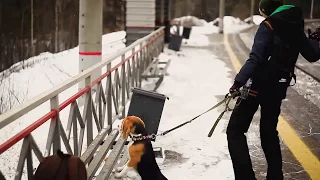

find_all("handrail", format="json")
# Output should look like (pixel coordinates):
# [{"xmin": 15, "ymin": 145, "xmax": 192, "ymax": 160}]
[{"xmin": 0, "ymin": 27, "xmax": 165, "ymax": 129}]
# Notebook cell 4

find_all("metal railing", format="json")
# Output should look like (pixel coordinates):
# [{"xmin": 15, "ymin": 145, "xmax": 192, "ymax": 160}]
[{"xmin": 0, "ymin": 27, "xmax": 165, "ymax": 179}]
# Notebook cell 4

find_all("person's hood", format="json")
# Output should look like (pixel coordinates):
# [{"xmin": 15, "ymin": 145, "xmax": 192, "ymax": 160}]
[{"xmin": 266, "ymin": 5, "xmax": 304, "ymax": 39}]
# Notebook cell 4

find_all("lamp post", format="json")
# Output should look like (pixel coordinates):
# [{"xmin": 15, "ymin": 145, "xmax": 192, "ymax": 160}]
[{"xmin": 218, "ymin": 0, "xmax": 225, "ymax": 34}]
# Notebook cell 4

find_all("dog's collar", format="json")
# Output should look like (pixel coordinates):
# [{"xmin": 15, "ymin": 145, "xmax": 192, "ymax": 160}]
[{"xmin": 129, "ymin": 133, "xmax": 156, "ymax": 141}]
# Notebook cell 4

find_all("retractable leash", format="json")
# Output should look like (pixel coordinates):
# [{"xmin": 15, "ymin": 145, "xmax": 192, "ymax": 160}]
[
  {"xmin": 127, "ymin": 86, "xmax": 256, "ymax": 141},
  {"xmin": 152, "ymin": 91, "xmax": 241, "ymax": 138},
  {"xmin": 207, "ymin": 79, "xmax": 258, "ymax": 137},
  {"xmin": 207, "ymin": 94, "xmax": 234, "ymax": 138}
]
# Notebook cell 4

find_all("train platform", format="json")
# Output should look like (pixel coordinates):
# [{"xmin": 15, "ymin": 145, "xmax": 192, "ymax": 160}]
[{"xmin": 0, "ymin": 23, "xmax": 319, "ymax": 180}]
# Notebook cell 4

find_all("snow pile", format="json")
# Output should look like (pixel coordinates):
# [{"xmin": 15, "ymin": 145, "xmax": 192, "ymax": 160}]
[
  {"xmin": 172, "ymin": 16, "xmax": 207, "ymax": 27},
  {"xmin": 171, "ymin": 16, "xmax": 252, "ymax": 36},
  {"xmin": 209, "ymin": 16, "xmax": 246, "ymax": 26},
  {"xmin": 170, "ymin": 16, "xmax": 208, "ymax": 35},
  {"xmin": 244, "ymin": 15, "xmax": 265, "ymax": 25},
  {"xmin": 201, "ymin": 16, "xmax": 251, "ymax": 34},
  {"xmin": 0, "ymin": 31, "xmax": 126, "ymax": 114}
]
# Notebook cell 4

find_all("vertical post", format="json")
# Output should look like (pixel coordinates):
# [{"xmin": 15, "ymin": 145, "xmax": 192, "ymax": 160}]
[
  {"xmin": 218, "ymin": 0, "xmax": 225, "ymax": 34},
  {"xmin": 164, "ymin": 0, "xmax": 171, "ymax": 43},
  {"xmin": 50, "ymin": 96, "xmax": 60, "ymax": 155},
  {"xmin": 121, "ymin": 54, "xmax": 126, "ymax": 118},
  {"xmin": 26, "ymin": 141, "xmax": 34, "ymax": 180},
  {"xmin": 186, "ymin": 0, "xmax": 189, "ymax": 15},
  {"xmin": 131, "ymin": 48, "xmax": 135, "ymax": 88},
  {"xmin": 250, "ymin": 0, "xmax": 255, "ymax": 24},
  {"xmin": 107, "ymin": 62, "xmax": 112, "ymax": 132},
  {"xmin": 78, "ymin": 0, "xmax": 103, "ymax": 106},
  {"xmin": 139, "ymin": 43, "xmax": 144, "ymax": 88},
  {"xmin": 84, "ymin": 76, "xmax": 93, "ymax": 150},
  {"xmin": 160, "ymin": 0, "xmax": 164, "ymax": 26},
  {"xmin": 310, "ymin": 0, "xmax": 314, "ymax": 19}
]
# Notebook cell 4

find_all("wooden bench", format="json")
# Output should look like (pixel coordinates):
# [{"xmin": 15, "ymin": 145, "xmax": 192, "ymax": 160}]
[
  {"xmin": 141, "ymin": 57, "xmax": 171, "ymax": 91},
  {"xmin": 80, "ymin": 128, "xmax": 129, "ymax": 180}
]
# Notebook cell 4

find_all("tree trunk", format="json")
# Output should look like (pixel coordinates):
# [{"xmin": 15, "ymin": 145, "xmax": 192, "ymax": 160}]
[
  {"xmin": 310, "ymin": 0, "xmax": 314, "ymax": 19},
  {"xmin": 21, "ymin": 8, "xmax": 25, "ymax": 66},
  {"xmin": 31, "ymin": 0, "xmax": 34, "ymax": 56},
  {"xmin": 55, "ymin": 0, "xmax": 60, "ymax": 53}
]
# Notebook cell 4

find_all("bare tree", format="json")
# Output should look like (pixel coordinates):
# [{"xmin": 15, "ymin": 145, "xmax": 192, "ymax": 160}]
[{"xmin": 55, "ymin": 0, "xmax": 62, "ymax": 53}]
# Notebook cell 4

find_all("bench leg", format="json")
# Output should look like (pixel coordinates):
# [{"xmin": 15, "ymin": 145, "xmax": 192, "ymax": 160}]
[{"xmin": 153, "ymin": 76, "xmax": 164, "ymax": 92}]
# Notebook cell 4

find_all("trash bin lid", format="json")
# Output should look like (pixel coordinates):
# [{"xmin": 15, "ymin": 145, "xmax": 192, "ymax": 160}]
[{"xmin": 131, "ymin": 88, "xmax": 167, "ymax": 100}]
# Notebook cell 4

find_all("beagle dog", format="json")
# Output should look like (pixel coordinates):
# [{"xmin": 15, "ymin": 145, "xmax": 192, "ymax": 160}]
[{"xmin": 114, "ymin": 116, "xmax": 167, "ymax": 180}]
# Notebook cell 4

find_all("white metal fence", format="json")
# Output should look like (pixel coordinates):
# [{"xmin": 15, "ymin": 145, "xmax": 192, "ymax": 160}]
[{"xmin": 0, "ymin": 27, "xmax": 165, "ymax": 180}]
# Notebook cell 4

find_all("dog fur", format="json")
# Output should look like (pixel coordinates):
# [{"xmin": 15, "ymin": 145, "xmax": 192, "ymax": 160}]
[{"xmin": 114, "ymin": 116, "xmax": 167, "ymax": 180}]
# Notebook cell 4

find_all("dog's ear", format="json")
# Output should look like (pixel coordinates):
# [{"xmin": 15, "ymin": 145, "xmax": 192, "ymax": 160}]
[
  {"xmin": 135, "ymin": 116, "xmax": 145, "ymax": 128},
  {"xmin": 123, "ymin": 124, "xmax": 131, "ymax": 140},
  {"xmin": 122, "ymin": 117, "xmax": 132, "ymax": 140},
  {"xmin": 120, "ymin": 118, "xmax": 126, "ymax": 133}
]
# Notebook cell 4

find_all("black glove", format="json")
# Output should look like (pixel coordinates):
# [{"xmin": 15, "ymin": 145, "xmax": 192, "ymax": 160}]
[
  {"xmin": 308, "ymin": 27, "xmax": 320, "ymax": 42},
  {"xmin": 229, "ymin": 81, "xmax": 241, "ymax": 97}
]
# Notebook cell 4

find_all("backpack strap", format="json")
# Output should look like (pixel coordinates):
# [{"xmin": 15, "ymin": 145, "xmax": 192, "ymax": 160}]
[
  {"xmin": 263, "ymin": 20, "xmax": 297, "ymax": 86},
  {"xmin": 264, "ymin": 20, "xmax": 274, "ymax": 31}
]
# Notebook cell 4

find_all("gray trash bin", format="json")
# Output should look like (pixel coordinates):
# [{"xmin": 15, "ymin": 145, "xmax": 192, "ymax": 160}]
[
  {"xmin": 127, "ymin": 88, "xmax": 168, "ymax": 141},
  {"xmin": 168, "ymin": 34, "xmax": 183, "ymax": 51},
  {"xmin": 182, "ymin": 27, "xmax": 192, "ymax": 39}
]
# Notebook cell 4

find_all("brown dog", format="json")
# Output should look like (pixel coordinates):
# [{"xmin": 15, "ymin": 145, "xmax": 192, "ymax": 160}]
[{"xmin": 114, "ymin": 116, "xmax": 167, "ymax": 180}]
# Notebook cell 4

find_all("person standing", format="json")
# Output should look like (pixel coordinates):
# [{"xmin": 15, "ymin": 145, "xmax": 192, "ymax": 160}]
[{"xmin": 226, "ymin": 0, "xmax": 320, "ymax": 180}]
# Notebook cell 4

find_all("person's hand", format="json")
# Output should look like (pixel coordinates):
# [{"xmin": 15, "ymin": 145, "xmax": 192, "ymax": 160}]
[
  {"xmin": 229, "ymin": 81, "xmax": 241, "ymax": 97},
  {"xmin": 308, "ymin": 27, "xmax": 320, "ymax": 42}
]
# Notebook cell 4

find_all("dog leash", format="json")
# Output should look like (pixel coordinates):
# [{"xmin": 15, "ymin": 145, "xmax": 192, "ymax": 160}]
[
  {"xmin": 153, "ymin": 92, "xmax": 240, "ymax": 138},
  {"xmin": 207, "ymin": 94, "xmax": 233, "ymax": 137}
]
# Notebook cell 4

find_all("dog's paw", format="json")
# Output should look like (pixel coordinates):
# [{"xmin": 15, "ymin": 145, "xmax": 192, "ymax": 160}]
[
  {"xmin": 116, "ymin": 166, "xmax": 124, "ymax": 172},
  {"xmin": 114, "ymin": 172, "xmax": 123, "ymax": 179}
]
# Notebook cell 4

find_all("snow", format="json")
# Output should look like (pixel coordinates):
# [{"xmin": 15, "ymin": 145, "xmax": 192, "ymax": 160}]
[
  {"xmin": 170, "ymin": 16, "xmax": 253, "ymax": 36},
  {"xmin": 244, "ymin": 15, "xmax": 266, "ymax": 25},
  {"xmin": 151, "ymin": 31, "xmax": 236, "ymax": 179},
  {"xmin": 0, "ymin": 31, "xmax": 126, "ymax": 179},
  {"xmin": 0, "ymin": 16, "xmax": 258, "ymax": 179}
]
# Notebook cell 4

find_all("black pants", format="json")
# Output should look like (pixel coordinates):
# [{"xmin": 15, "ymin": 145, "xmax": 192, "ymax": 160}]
[{"xmin": 226, "ymin": 94, "xmax": 283, "ymax": 180}]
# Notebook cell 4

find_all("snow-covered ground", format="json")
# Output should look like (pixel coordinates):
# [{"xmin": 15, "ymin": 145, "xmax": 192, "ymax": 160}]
[
  {"xmin": 153, "ymin": 21, "xmax": 255, "ymax": 179},
  {"xmin": 155, "ymin": 44, "xmax": 235, "ymax": 180},
  {"xmin": 0, "ymin": 16, "xmax": 252, "ymax": 179}
]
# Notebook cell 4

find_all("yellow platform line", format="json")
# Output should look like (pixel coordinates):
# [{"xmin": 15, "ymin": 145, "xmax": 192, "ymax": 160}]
[{"xmin": 223, "ymin": 34, "xmax": 320, "ymax": 179}]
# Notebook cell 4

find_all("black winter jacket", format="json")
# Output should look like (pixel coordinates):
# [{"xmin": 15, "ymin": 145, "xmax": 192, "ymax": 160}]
[{"xmin": 235, "ymin": 6, "xmax": 320, "ymax": 88}]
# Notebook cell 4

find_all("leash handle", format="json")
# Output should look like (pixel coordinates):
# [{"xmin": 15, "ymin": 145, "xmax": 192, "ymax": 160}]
[
  {"xmin": 207, "ymin": 110, "xmax": 226, "ymax": 137},
  {"xmin": 207, "ymin": 93, "xmax": 235, "ymax": 137},
  {"xmin": 160, "ymin": 92, "xmax": 238, "ymax": 137}
]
